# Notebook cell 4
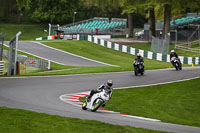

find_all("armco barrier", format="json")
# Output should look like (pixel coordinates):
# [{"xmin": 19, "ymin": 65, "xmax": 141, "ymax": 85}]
[
  {"xmin": 87, "ymin": 35, "xmax": 200, "ymax": 65},
  {"xmin": 0, "ymin": 61, "xmax": 4, "ymax": 75}
]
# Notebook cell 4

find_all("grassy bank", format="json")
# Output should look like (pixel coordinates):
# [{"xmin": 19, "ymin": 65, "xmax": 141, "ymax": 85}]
[
  {"xmin": 19, "ymin": 40, "xmax": 194, "ymax": 76},
  {"xmin": 1, "ymin": 40, "xmax": 194, "ymax": 76},
  {"xmin": 102, "ymin": 78, "xmax": 200, "ymax": 127},
  {"xmin": 0, "ymin": 107, "xmax": 165, "ymax": 133},
  {"xmin": 0, "ymin": 23, "xmax": 48, "ymax": 40}
]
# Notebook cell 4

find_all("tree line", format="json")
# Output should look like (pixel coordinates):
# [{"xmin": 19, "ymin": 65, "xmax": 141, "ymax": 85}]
[{"xmin": 0, "ymin": 0, "xmax": 200, "ymax": 39}]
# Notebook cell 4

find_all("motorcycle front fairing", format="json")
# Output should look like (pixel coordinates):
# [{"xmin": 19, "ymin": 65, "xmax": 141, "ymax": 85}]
[{"xmin": 86, "ymin": 90, "xmax": 110, "ymax": 110}]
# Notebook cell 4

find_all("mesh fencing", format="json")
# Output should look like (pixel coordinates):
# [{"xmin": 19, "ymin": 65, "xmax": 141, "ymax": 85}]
[
  {"xmin": 151, "ymin": 37, "xmax": 169, "ymax": 54},
  {"xmin": 3, "ymin": 50, "xmax": 49, "ymax": 69},
  {"xmin": 0, "ymin": 34, "xmax": 6, "ymax": 61}
]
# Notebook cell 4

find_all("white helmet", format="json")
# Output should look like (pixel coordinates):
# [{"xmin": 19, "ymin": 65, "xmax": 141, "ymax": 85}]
[
  {"xmin": 137, "ymin": 53, "xmax": 141, "ymax": 56},
  {"xmin": 171, "ymin": 50, "xmax": 175, "ymax": 53}
]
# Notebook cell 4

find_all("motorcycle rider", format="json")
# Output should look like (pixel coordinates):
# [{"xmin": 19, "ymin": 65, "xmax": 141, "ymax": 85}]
[
  {"xmin": 170, "ymin": 50, "xmax": 179, "ymax": 66},
  {"xmin": 135, "ymin": 53, "xmax": 144, "ymax": 63},
  {"xmin": 134, "ymin": 53, "xmax": 144, "ymax": 69},
  {"xmin": 87, "ymin": 80, "xmax": 113, "ymax": 107}
]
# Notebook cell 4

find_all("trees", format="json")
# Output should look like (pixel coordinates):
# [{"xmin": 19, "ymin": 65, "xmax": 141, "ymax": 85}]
[
  {"xmin": 29, "ymin": 0, "xmax": 81, "ymax": 24},
  {"xmin": 120, "ymin": 0, "xmax": 144, "ymax": 38}
]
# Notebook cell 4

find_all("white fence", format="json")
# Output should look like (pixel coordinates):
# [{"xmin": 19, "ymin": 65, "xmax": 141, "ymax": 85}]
[{"xmin": 0, "ymin": 61, "xmax": 4, "ymax": 75}]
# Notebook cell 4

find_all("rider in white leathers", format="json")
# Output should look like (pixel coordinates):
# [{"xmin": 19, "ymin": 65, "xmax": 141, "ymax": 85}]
[{"xmin": 87, "ymin": 80, "xmax": 113, "ymax": 107}]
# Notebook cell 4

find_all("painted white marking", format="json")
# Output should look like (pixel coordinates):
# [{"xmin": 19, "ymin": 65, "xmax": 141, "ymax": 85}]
[
  {"xmin": 121, "ymin": 114, "xmax": 160, "ymax": 122},
  {"xmin": 139, "ymin": 49, "xmax": 144, "ymax": 57},
  {"xmin": 188, "ymin": 57, "xmax": 192, "ymax": 65},
  {"xmin": 100, "ymin": 39, "xmax": 104, "ymax": 46},
  {"xmin": 147, "ymin": 51, "xmax": 153, "ymax": 59},
  {"xmin": 94, "ymin": 37, "xmax": 98, "ymax": 44},
  {"xmin": 4, "ymin": 44, "xmax": 66, "ymax": 66},
  {"xmin": 114, "ymin": 77, "xmax": 200, "ymax": 90},
  {"xmin": 179, "ymin": 56, "xmax": 184, "ymax": 64},
  {"xmin": 167, "ymin": 54, "xmax": 170, "ymax": 62},
  {"xmin": 32, "ymin": 41, "xmax": 117, "ymax": 67},
  {"xmin": 122, "ymin": 45, "xmax": 127, "ymax": 53},
  {"xmin": 157, "ymin": 53, "xmax": 162, "ymax": 61},
  {"xmin": 107, "ymin": 41, "xmax": 112, "ymax": 48},
  {"xmin": 88, "ymin": 35, "xmax": 92, "ymax": 42},
  {"xmin": 130, "ymin": 47, "xmax": 135, "ymax": 55},
  {"xmin": 114, "ymin": 43, "xmax": 119, "ymax": 51},
  {"xmin": 195, "ymin": 57, "xmax": 199, "ymax": 65}
]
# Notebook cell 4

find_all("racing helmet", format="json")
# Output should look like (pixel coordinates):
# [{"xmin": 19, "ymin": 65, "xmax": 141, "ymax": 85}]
[
  {"xmin": 137, "ymin": 53, "xmax": 141, "ymax": 57},
  {"xmin": 171, "ymin": 50, "xmax": 175, "ymax": 53},
  {"xmin": 107, "ymin": 80, "xmax": 113, "ymax": 87}
]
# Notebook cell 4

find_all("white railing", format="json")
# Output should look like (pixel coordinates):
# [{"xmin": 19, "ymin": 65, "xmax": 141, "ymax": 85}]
[
  {"xmin": 175, "ymin": 40, "xmax": 200, "ymax": 53},
  {"xmin": 0, "ymin": 61, "xmax": 4, "ymax": 75}
]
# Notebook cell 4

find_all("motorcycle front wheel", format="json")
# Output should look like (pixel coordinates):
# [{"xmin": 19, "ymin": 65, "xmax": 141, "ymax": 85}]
[
  {"xmin": 134, "ymin": 68, "xmax": 138, "ymax": 76},
  {"xmin": 82, "ymin": 102, "xmax": 87, "ymax": 110},
  {"xmin": 91, "ymin": 99, "xmax": 102, "ymax": 112},
  {"xmin": 175, "ymin": 63, "xmax": 179, "ymax": 70}
]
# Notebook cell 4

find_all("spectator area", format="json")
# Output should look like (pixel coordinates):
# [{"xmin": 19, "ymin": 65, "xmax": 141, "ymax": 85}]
[
  {"xmin": 170, "ymin": 13, "xmax": 200, "ymax": 27},
  {"xmin": 60, "ymin": 17, "xmax": 126, "ymax": 34}
]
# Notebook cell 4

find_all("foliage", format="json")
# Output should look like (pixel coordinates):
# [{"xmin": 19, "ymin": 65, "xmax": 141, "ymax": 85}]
[{"xmin": 28, "ymin": 0, "xmax": 81, "ymax": 23}]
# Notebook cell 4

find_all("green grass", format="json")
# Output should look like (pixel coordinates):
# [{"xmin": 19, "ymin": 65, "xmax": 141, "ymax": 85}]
[
  {"xmin": 101, "ymin": 78, "xmax": 200, "ymax": 127},
  {"xmin": 42, "ymin": 40, "xmax": 170, "ymax": 68},
  {"xmin": 127, "ymin": 43, "xmax": 200, "ymax": 57},
  {"xmin": 0, "ymin": 107, "xmax": 165, "ymax": 133},
  {"xmin": 1, "ymin": 40, "xmax": 195, "ymax": 76},
  {"xmin": 18, "ymin": 40, "xmax": 194, "ymax": 76},
  {"xmin": 0, "ymin": 23, "xmax": 48, "ymax": 40}
]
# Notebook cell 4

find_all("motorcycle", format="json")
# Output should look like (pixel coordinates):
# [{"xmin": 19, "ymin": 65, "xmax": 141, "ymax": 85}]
[
  {"xmin": 133, "ymin": 61, "xmax": 144, "ymax": 76},
  {"xmin": 82, "ymin": 89, "xmax": 110, "ymax": 112},
  {"xmin": 171, "ymin": 57, "xmax": 182, "ymax": 71}
]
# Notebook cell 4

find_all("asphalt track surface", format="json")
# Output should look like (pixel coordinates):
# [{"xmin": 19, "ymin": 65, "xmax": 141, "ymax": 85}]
[
  {"xmin": 0, "ymin": 67, "xmax": 200, "ymax": 133},
  {"xmin": 5, "ymin": 41, "xmax": 110, "ymax": 66}
]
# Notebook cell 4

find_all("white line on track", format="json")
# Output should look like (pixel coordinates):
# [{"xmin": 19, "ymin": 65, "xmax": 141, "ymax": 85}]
[
  {"xmin": 3, "ymin": 44, "xmax": 66, "ymax": 65},
  {"xmin": 114, "ymin": 76, "xmax": 200, "ymax": 90},
  {"xmin": 32, "ymin": 41, "xmax": 118, "ymax": 67}
]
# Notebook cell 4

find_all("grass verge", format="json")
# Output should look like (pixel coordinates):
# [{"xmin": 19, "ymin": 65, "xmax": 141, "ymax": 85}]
[
  {"xmin": 0, "ymin": 106, "xmax": 165, "ymax": 133},
  {"xmin": 101, "ymin": 78, "xmax": 200, "ymax": 127}
]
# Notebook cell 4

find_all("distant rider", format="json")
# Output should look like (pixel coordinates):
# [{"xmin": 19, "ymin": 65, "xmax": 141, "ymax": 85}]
[
  {"xmin": 87, "ymin": 80, "xmax": 113, "ymax": 107},
  {"xmin": 170, "ymin": 50, "xmax": 179, "ymax": 65},
  {"xmin": 135, "ymin": 53, "xmax": 144, "ymax": 63},
  {"xmin": 134, "ymin": 53, "xmax": 144, "ymax": 70}
]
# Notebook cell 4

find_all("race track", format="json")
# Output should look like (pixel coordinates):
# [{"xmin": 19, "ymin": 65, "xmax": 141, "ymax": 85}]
[
  {"xmin": 0, "ymin": 67, "xmax": 200, "ymax": 133},
  {"xmin": 4, "ymin": 41, "xmax": 111, "ymax": 66}
]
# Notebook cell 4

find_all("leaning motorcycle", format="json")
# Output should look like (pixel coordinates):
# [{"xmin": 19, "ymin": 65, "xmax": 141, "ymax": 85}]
[
  {"xmin": 82, "ymin": 89, "xmax": 110, "ymax": 112},
  {"xmin": 133, "ymin": 61, "xmax": 144, "ymax": 76},
  {"xmin": 171, "ymin": 57, "xmax": 182, "ymax": 71}
]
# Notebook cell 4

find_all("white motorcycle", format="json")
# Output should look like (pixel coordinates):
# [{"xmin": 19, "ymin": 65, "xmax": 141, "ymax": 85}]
[{"xmin": 82, "ymin": 89, "xmax": 110, "ymax": 112}]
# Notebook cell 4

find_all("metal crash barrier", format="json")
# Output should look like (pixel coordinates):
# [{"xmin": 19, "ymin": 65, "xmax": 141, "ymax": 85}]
[{"xmin": 0, "ymin": 61, "xmax": 4, "ymax": 75}]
